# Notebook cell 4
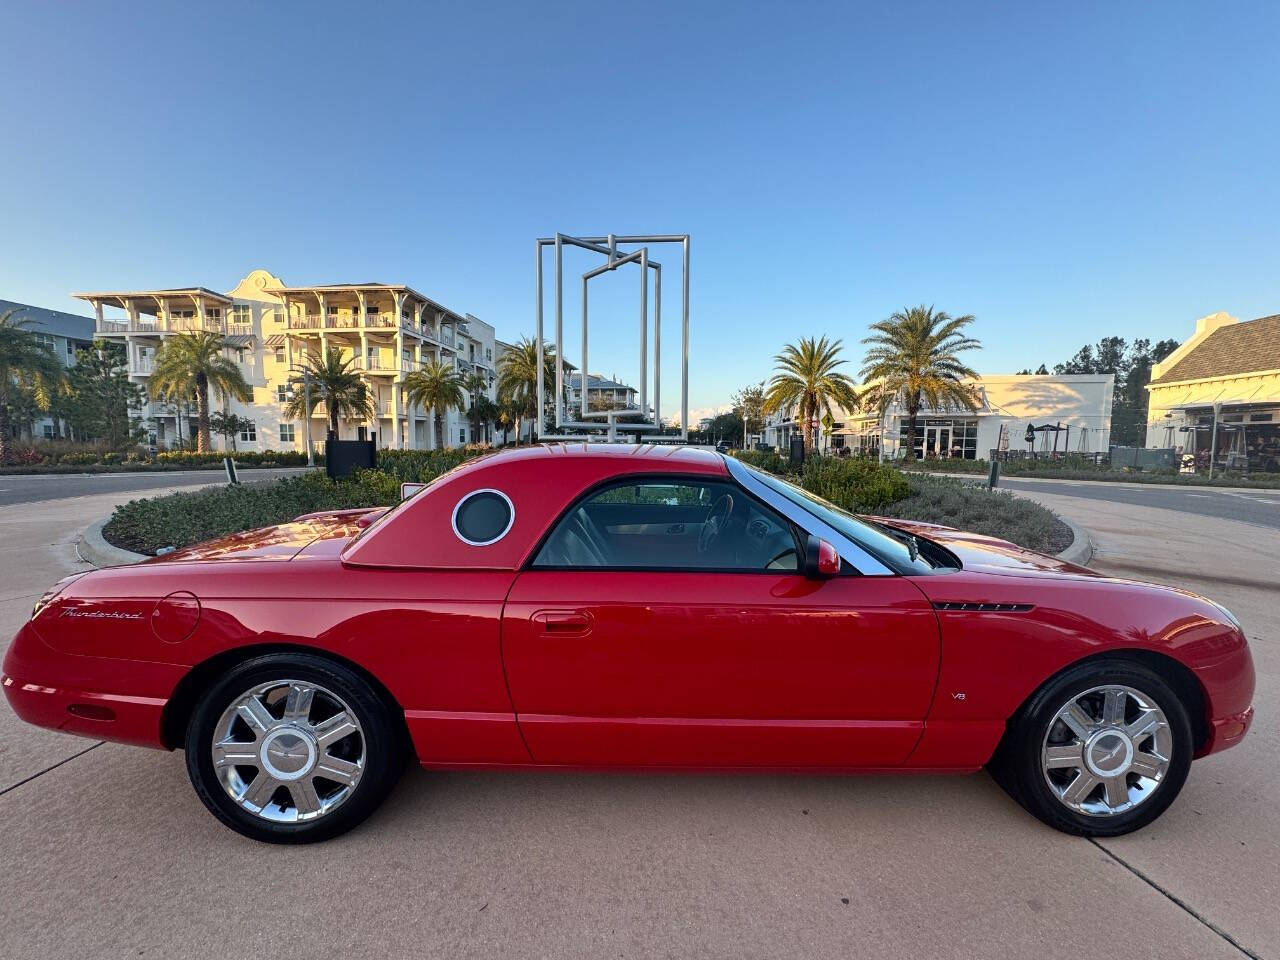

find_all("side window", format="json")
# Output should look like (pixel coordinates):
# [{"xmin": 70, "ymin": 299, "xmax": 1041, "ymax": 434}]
[{"xmin": 533, "ymin": 479, "xmax": 800, "ymax": 571}]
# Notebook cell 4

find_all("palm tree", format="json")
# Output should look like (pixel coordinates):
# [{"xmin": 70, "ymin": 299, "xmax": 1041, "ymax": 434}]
[
  {"xmin": 282, "ymin": 349, "xmax": 375, "ymax": 439},
  {"xmin": 149, "ymin": 331, "xmax": 252, "ymax": 452},
  {"xmin": 462, "ymin": 370, "xmax": 490, "ymax": 444},
  {"xmin": 859, "ymin": 305, "xmax": 981, "ymax": 459},
  {"xmin": 496, "ymin": 336, "xmax": 564, "ymax": 442},
  {"xmin": 762, "ymin": 336, "xmax": 859, "ymax": 454},
  {"xmin": 403, "ymin": 358, "xmax": 465, "ymax": 449},
  {"xmin": 0, "ymin": 310, "xmax": 66, "ymax": 461}
]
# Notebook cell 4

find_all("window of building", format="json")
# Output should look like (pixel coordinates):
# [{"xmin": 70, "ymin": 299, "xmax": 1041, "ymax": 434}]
[
  {"xmin": 274, "ymin": 346, "xmax": 285, "ymax": 364},
  {"xmin": 898, "ymin": 418, "xmax": 979, "ymax": 460},
  {"xmin": 42, "ymin": 424, "xmax": 54, "ymax": 439},
  {"xmin": 33, "ymin": 333, "xmax": 55, "ymax": 351},
  {"xmin": 533, "ymin": 479, "xmax": 801, "ymax": 571},
  {"xmin": 239, "ymin": 421, "xmax": 257, "ymax": 443},
  {"xmin": 277, "ymin": 384, "xmax": 289, "ymax": 403},
  {"xmin": 279, "ymin": 423, "xmax": 295, "ymax": 442},
  {"xmin": 207, "ymin": 308, "xmax": 222, "ymax": 321},
  {"xmin": 459, "ymin": 428, "xmax": 467, "ymax": 444},
  {"xmin": 66, "ymin": 340, "xmax": 76, "ymax": 358},
  {"xmin": 230, "ymin": 305, "xmax": 251, "ymax": 326}
]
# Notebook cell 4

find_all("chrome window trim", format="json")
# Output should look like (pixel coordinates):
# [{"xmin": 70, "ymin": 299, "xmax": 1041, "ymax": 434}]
[
  {"xmin": 451, "ymin": 488, "xmax": 516, "ymax": 546},
  {"xmin": 723, "ymin": 456, "xmax": 895, "ymax": 576}
]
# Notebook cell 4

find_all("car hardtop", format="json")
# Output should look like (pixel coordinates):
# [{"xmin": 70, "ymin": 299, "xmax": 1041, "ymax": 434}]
[{"xmin": 341, "ymin": 443, "xmax": 730, "ymax": 570}]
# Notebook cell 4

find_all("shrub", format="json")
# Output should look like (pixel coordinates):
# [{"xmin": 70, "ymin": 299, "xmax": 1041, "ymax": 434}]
[
  {"xmin": 103, "ymin": 448, "xmax": 485, "ymax": 555},
  {"xmin": 799, "ymin": 456, "xmax": 910, "ymax": 512},
  {"xmin": 875, "ymin": 476, "xmax": 1071, "ymax": 555}
]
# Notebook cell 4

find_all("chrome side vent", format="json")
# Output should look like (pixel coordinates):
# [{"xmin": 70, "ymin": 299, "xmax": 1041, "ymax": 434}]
[{"xmin": 933, "ymin": 602, "xmax": 1034, "ymax": 613}]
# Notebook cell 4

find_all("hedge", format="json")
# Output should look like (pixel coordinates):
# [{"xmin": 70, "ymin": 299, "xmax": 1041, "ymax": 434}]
[{"xmin": 104, "ymin": 446, "xmax": 1070, "ymax": 557}]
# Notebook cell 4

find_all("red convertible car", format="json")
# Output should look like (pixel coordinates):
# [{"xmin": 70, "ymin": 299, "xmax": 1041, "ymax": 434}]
[{"xmin": 3, "ymin": 445, "xmax": 1254, "ymax": 843}]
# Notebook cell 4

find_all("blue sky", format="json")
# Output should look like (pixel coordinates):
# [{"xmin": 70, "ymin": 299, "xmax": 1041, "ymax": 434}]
[{"xmin": 2, "ymin": 1, "xmax": 1278, "ymax": 423}]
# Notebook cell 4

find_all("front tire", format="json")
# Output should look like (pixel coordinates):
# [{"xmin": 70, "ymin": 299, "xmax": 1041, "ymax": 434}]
[
  {"xmin": 991, "ymin": 659, "xmax": 1193, "ymax": 837},
  {"xmin": 185, "ymin": 653, "xmax": 402, "ymax": 843}
]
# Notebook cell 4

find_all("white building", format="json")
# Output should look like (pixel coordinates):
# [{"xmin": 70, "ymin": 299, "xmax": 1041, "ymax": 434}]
[
  {"xmin": 566, "ymin": 372, "xmax": 640, "ymax": 413},
  {"xmin": 73, "ymin": 269, "xmax": 500, "ymax": 451},
  {"xmin": 765, "ymin": 373, "xmax": 1114, "ymax": 460},
  {"xmin": 0, "ymin": 298, "xmax": 94, "ymax": 440}
]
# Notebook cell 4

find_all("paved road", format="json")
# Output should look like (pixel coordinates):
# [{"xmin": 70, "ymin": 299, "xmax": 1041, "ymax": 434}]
[
  {"xmin": 0, "ymin": 467, "xmax": 312, "ymax": 507},
  {"xmin": 984, "ymin": 476, "xmax": 1280, "ymax": 531},
  {"xmin": 0, "ymin": 485, "xmax": 1275, "ymax": 959}
]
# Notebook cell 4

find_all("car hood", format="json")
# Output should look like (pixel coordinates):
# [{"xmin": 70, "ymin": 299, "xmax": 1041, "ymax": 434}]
[
  {"xmin": 862, "ymin": 515, "xmax": 1102, "ymax": 579},
  {"xmin": 141, "ymin": 509, "xmax": 386, "ymax": 563}
]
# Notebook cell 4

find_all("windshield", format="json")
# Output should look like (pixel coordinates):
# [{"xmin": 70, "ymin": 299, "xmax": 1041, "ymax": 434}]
[{"xmin": 743, "ymin": 464, "xmax": 943, "ymax": 574}]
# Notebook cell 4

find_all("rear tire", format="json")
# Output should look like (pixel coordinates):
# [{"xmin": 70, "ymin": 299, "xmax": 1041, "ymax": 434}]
[
  {"xmin": 990, "ymin": 659, "xmax": 1193, "ymax": 837},
  {"xmin": 185, "ymin": 653, "xmax": 402, "ymax": 844}
]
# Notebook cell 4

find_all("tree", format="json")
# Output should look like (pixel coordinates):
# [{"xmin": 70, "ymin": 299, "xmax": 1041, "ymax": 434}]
[
  {"xmin": 859, "ymin": 305, "xmax": 981, "ymax": 459},
  {"xmin": 1016, "ymin": 364, "xmax": 1049, "ymax": 375},
  {"xmin": 1042, "ymin": 336, "xmax": 1180, "ymax": 445},
  {"xmin": 496, "ymin": 336, "xmax": 565, "ymax": 441},
  {"xmin": 209, "ymin": 410, "xmax": 255, "ymax": 451},
  {"xmin": 282, "ymin": 348, "xmax": 375, "ymax": 439},
  {"xmin": 462, "ymin": 371, "xmax": 491, "ymax": 443},
  {"xmin": 763, "ymin": 336, "xmax": 859, "ymax": 454},
  {"xmin": 62, "ymin": 340, "xmax": 147, "ymax": 448},
  {"xmin": 0, "ymin": 310, "xmax": 66, "ymax": 461},
  {"xmin": 149, "ymin": 331, "xmax": 252, "ymax": 453},
  {"xmin": 403, "ymin": 358, "xmax": 465, "ymax": 449},
  {"xmin": 730, "ymin": 382, "xmax": 766, "ymax": 443}
]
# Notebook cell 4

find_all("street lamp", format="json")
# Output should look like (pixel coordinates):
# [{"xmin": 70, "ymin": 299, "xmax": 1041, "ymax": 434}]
[{"xmin": 286, "ymin": 366, "xmax": 316, "ymax": 468}]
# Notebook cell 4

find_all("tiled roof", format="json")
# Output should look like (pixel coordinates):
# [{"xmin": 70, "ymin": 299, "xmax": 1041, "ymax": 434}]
[{"xmin": 1152, "ymin": 314, "xmax": 1280, "ymax": 384}]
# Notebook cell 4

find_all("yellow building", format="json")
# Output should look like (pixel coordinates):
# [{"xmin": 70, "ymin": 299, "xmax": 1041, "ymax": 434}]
[
  {"xmin": 1146, "ymin": 311, "xmax": 1280, "ymax": 473},
  {"xmin": 74, "ymin": 269, "xmax": 500, "ymax": 451}
]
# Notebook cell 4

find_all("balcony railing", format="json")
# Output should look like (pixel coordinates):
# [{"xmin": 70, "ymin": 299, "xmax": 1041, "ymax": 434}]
[
  {"xmin": 290, "ymin": 313, "xmax": 421, "ymax": 332},
  {"xmin": 129, "ymin": 358, "xmax": 155, "ymax": 376},
  {"xmin": 96, "ymin": 317, "xmax": 230, "ymax": 335}
]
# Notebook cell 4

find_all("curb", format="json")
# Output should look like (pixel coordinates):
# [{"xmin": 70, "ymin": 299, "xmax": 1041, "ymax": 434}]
[
  {"xmin": 76, "ymin": 519, "xmax": 147, "ymax": 568},
  {"xmin": 1053, "ymin": 514, "xmax": 1094, "ymax": 567}
]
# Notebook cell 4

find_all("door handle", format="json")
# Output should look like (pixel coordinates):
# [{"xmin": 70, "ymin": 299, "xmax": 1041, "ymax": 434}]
[{"xmin": 533, "ymin": 610, "xmax": 593, "ymax": 633}]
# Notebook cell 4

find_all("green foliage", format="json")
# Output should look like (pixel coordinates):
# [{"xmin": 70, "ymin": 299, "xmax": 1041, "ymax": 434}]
[
  {"xmin": 496, "ymin": 336, "xmax": 567, "ymax": 437},
  {"xmin": 104, "ymin": 472, "xmax": 400, "ymax": 555},
  {"xmin": 283, "ymin": 348, "xmax": 375, "ymax": 436},
  {"xmin": 149, "ymin": 331, "xmax": 253, "ymax": 453},
  {"xmin": 403, "ymin": 358, "xmax": 466, "ymax": 448},
  {"xmin": 0, "ymin": 309, "xmax": 67, "ymax": 462},
  {"xmin": 763, "ymin": 336, "xmax": 859, "ymax": 453},
  {"xmin": 62, "ymin": 341, "xmax": 148, "ymax": 448},
  {"xmin": 103, "ymin": 449, "xmax": 487, "ymax": 554},
  {"xmin": 896, "ymin": 455, "xmax": 1280, "ymax": 488},
  {"xmin": 374, "ymin": 447, "xmax": 475, "ymax": 482},
  {"xmin": 877, "ymin": 476, "xmax": 1071, "ymax": 555},
  {"xmin": 799, "ymin": 455, "xmax": 910, "ymax": 511},
  {"xmin": 1021, "ymin": 336, "xmax": 1181, "ymax": 446},
  {"xmin": 859, "ymin": 305, "xmax": 981, "ymax": 459}
]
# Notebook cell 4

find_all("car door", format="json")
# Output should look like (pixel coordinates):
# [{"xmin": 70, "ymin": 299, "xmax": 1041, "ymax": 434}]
[{"xmin": 501, "ymin": 475, "xmax": 940, "ymax": 768}]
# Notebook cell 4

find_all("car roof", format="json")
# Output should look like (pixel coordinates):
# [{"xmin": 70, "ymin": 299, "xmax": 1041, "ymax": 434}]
[
  {"xmin": 468, "ymin": 442, "xmax": 727, "ymax": 472},
  {"xmin": 343, "ymin": 443, "xmax": 728, "ymax": 569}
]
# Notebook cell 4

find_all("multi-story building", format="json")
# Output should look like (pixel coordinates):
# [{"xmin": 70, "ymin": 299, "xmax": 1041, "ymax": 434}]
[
  {"xmin": 0, "ymin": 298, "xmax": 94, "ymax": 440},
  {"xmin": 764, "ymin": 373, "xmax": 1114, "ymax": 459},
  {"xmin": 73, "ymin": 268, "xmax": 499, "ymax": 451},
  {"xmin": 566, "ymin": 372, "xmax": 640, "ymax": 413}
]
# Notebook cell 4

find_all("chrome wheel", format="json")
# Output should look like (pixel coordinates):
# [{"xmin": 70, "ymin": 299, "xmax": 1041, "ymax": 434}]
[
  {"xmin": 211, "ymin": 679, "xmax": 365, "ymax": 823},
  {"xmin": 1041, "ymin": 684, "xmax": 1172, "ymax": 817}
]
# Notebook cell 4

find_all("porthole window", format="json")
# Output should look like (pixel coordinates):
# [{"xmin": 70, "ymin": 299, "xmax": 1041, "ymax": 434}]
[{"xmin": 452, "ymin": 489, "xmax": 515, "ymax": 546}]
